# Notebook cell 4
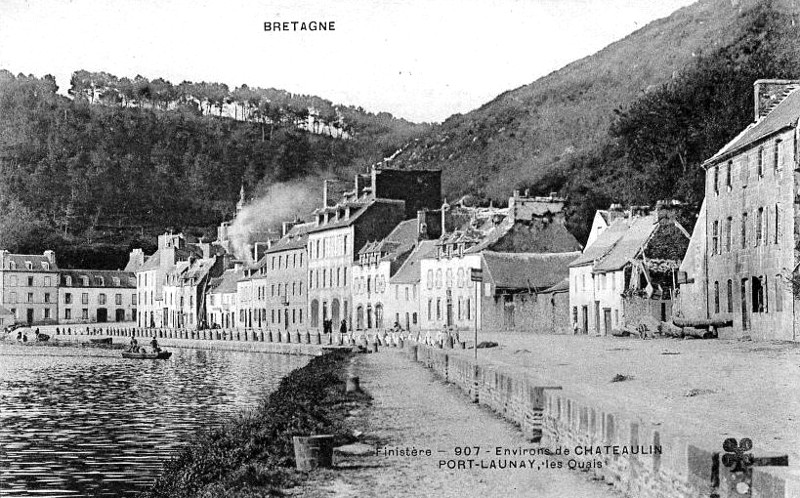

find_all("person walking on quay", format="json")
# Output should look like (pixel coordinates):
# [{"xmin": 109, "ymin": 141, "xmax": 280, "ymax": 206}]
[{"xmin": 339, "ymin": 319, "xmax": 347, "ymax": 335}]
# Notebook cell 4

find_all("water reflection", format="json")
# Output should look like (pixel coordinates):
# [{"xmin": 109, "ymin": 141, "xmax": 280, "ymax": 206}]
[{"xmin": 0, "ymin": 343, "xmax": 308, "ymax": 497}]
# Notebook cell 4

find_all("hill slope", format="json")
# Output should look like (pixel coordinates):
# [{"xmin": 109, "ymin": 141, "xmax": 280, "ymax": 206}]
[{"xmin": 386, "ymin": 0, "xmax": 800, "ymax": 207}]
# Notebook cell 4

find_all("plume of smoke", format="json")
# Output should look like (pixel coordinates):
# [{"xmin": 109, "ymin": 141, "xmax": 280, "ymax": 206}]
[{"xmin": 228, "ymin": 179, "xmax": 320, "ymax": 263}]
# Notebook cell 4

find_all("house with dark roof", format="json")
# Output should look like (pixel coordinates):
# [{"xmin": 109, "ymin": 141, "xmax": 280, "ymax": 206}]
[
  {"xmin": 676, "ymin": 79, "xmax": 800, "ymax": 341},
  {"xmin": 0, "ymin": 250, "xmax": 59, "ymax": 325},
  {"xmin": 163, "ymin": 255, "xmax": 227, "ymax": 329},
  {"xmin": 58, "ymin": 270, "xmax": 136, "ymax": 324},
  {"xmin": 418, "ymin": 191, "xmax": 582, "ymax": 333},
  {"xmin": 306, "ymin": 167, "xmax": 441, "ymax": 332},
  {"xmin": 386, "ymin": 239, "xmax": 439, "ymax": 332},
  {"xmin": 206, "ymin": 267, "xmax": 242, "ymax": 328},
  {"xmin": 569, "ymin": 203, "xmax": 690, "ymax": 336},
  {"xmin": 351, "ymin": 218, "xmax": 421, "ymax": 331},
  {"xmin": 481, "ymin": 251, "xmax": 579, "ymax": 334}
]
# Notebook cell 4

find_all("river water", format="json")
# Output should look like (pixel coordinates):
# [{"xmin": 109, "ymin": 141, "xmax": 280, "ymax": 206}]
[{"xmin": 0, "ymin": 342, "xmax": 309, "ymax": 497}]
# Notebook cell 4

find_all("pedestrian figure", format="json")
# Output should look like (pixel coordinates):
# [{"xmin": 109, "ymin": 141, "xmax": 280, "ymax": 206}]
[{"xmin": 340, "ymin": 319, "xmax": 347, "ymax": 335}]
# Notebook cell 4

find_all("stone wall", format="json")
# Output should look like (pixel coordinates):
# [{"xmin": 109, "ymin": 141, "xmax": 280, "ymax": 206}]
[
  {"xmin": 481, "ymin": 290, "xmax": 570, "ymax": 334},
  {"xmin": 406, "ymin": 343, "xmax": 798, "ymax": 498}
]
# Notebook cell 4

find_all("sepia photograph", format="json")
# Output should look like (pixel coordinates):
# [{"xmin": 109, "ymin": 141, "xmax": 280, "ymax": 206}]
[{"xmin": 0, "ymin": 0, "xmax": 798, "ymax": 496}]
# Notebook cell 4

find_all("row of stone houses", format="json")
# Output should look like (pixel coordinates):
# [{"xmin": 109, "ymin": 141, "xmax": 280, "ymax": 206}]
[
  {"xmin": 126, "ymin": 167, "xmax": 589, "ymax": 335},
  {"xmin": 0, "ymin": 250, "xmax": 136, "ymax": 327}
]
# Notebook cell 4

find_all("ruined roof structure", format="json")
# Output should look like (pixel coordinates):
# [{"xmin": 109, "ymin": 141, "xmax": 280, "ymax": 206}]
[{"xmin": 482, "ymin": 251, "xmax": 580, "ymax": 291}]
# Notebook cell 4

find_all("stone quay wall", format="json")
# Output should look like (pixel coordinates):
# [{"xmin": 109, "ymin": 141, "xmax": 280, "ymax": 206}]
[
  {"xmin": 406, "ymin": 343, "xmax": 800, "ymax": 498},
  {"xmin": 47, "ymin": 326, "xmax": 373, "ymax": 356}
]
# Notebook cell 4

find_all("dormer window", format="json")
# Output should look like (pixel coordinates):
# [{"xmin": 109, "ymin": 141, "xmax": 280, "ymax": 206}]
[
  {"xmin": 41, "ymin": 262, "xmax": 50, "ymax": 270},
  {"xmin": 113, "ymin": 277, "xmax": 120, "ymax": 286},
  {"xmin": 8, "ymin": 261, "xmax": 16, "ymax": 270},
  {"xmin": 97, "ymin": 276, "xmax": 104, "ymax": 286},
  {"xmin": 65, "ymin": 276, "xmax": 72, "ymax": 286},
  {"xmin": 81, "ymin": 276, "xmax": 89, "ymax": 286},
  {"xmin": 25, "ymin": 261, "xmax": 33, "ymax": 270}
]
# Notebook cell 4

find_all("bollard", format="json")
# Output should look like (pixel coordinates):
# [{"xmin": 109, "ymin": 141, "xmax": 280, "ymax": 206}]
[
  {"xmin": 398, "ymin": 338, "xmax": 404, "ymax": 349},
  {"xmin": 371, "ymin": 342, "xmax": 379, "ymax": 353},
  {"xmin": 346, "ymin": 376, "xmax": 361, "ymax": 393},
  {"xmin": 305, "ymin": 331, "xmax": 311, "ymax": 344},
  {"xmin": 293, "ymin": 435, "xmax": 334, "ymax": 471},
  {"xmin": 313, "ymin": 333, "xmax": 321, "ymax": 345},
  {"xmin": 460, "ymin": 341, "xmax": 466, "ymax": 350},
  {"xmin": 447, "ymin": 335, "xmax": 454, "ymax": 349},
  {"xmin": 294, "ymin": 331, "xmax": 301, "ymax": 343}
]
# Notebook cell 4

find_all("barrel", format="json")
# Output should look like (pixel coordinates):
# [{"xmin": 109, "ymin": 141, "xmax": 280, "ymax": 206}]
[
  {"xmin": 346, "ymin": 376, "xmax": 361, "ymax": 393},
  {"xmin": 293, "ymin": 435, "xmax": 334, "ymax": 471}
]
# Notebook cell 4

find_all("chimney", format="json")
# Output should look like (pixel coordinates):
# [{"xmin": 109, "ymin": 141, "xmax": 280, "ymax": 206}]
[
  {"xmin": 753, "ymin": 79, "xmax": 800, "ymax": 121},
  {"xmin": 655, "ymin": 199, "xmax": 682, "ymax": 225}
]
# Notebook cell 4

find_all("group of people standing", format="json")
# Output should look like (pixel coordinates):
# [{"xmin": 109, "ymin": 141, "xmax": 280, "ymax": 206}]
[{"xmin": 321, "ymin": 319, "xmax": 348, "ymax": 335}]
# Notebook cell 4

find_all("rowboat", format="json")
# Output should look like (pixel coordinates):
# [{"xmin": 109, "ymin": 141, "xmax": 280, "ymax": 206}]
[
  {"xmin": 121, "ymin": 351, "xmax": 172, "ymax": 360},
  {"xmin": 89, "ymin": 337, "xmax": 113, "ymax": 345}
]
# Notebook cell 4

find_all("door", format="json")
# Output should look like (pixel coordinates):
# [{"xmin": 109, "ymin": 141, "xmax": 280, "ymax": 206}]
[
  {"xmin": 446, "ymin": 290, "xmax": 453, "ymax": 327},
  {"xmin": 603, "ymin": 308, "xmax": 612, "ymax": 336},
  {"xmin": 581, "ymin": 305, "xmax": 588, "ymax": 334},
  {"xmin": 97, "ymin": 308, "xmax": 108, "ymax": 323},
  {"xmin": 115, "ymin": 309, "xmax": 125, "ymax": 322},
  {"xmin": 26, "ymin": 308, "xmax": 33, "ymax": 324},
  {"xmin": 594, "ymin": 301, "xmax": 600, "ymax": 334},
  {"xmin": 284, "ymin": 309, "xmax": 289, "ymax": 330}
]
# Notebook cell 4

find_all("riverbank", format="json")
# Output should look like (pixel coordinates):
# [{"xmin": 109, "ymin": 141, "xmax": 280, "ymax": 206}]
[{"xmin": 141, "ymin": 349, "xmax": 368, "ymax": 498}]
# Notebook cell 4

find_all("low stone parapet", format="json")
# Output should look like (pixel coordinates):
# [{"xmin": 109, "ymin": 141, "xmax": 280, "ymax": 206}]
[{"xmin": 407, "ymin": 343, "xmax": 796, "ymax": 498}]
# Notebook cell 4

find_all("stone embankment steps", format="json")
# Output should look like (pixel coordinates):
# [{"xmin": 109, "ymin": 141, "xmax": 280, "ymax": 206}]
[{"xmin": 404, "ymin": 343, "xmax": 800, "ymax": 498}]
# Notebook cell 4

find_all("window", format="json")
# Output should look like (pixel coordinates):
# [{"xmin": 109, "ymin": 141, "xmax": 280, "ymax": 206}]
[
  {"xmin": 44, "ymin": 293, "xmax": 50, "ymax": 303},
  {"xmin": 711, "ymin": 221, "xmax": 719, "ymax": 254},
  {"xmin": 774, "ymin": 139, "xmax": 781, "ymax": 171},
  {"xmin": 741, "ymin": 155, "xmax": 749, "ymax": 185},
  {"xmin": 9, "ymin": 292, "xmax": 16, "ymax": 304},
  {"xmin": 82, "ymin": 309, "xmax": 88, "ymax": 320},
  {"xmin": 725, "ymin": 217, "xmax": 732, "ymax": 252},
  {"xmin": 27, "ymin": 276, "xmax": 34, "ymax": 286},
  {"xmin": 8, "ymin": 261, "xmax": 15, "ymax": 270},
  {"xmin": 775, "ymin": 204, "xmax": 780, "ymax": 244},
  {"xmin": 752, "ymin": 276, "xmax": 765, "ymax": 313},
  {"xmin": 775, "ymin": 275, "xmax": 783, "ymax": 312},
  {"xmin": 44, "ymin": 276, "xmax": 51, "ymax": 287},
  {"xmin": 741, "ymin": 213, "xmax": 748, "ymax": 248},
  {"xmin": 115, "ymin": 294, "xmax": 122, "ymax": 305},
  {"xmin": 436, "ymin": 298, "xmax": 441, "ymax": 320},
  {"xmin": 26, "ymin": 292, "xmax": 33, "ymax": 303},
  {"xmin": 713, "ymin": 281, "xmax": 719, "ymax": 314},
  {"xmin": 757, "ymin": 146, "xmax": 764, "ymax": 177},
  {"xmin": 726, "ymin": 279, "xmax": 733, "ymax": 313},
  {"xmin": 9, "ymin": 276, "xmax": 17, "ymax": 286},
  {"xmin": 43, "ymin": 308, "xmax": 50, "ymax": 319},
  {"xmin": 466, "ymin": 298, "xmax": 471, "ymax": 320},
  {"xmin": 98, "ymin": 293, "xmax": 106, "ymax": 305},
  {"xmin": 65, "ymin": 276, "xmax": 71, "ymax": 286},
  {"xmin": 756, "ymin": 208, "xmax": 763, "ymax": 246},
  {"xmin": 427, "ymin": 270, "xmax": 434, "ymax": 289},
  {"xmin": 726, "ymin": 160, "xmax": 732, "ymax": 189},
  {"xmin": 82, "ymin": 293, "xmax": 89, "ymax": 304},
  {"xmin": 713, "ymin": 165, "xmax": 719, "ymax": 194},
  {"xmin": 65, "ymin": 309, "xmax": 71, "ymax": 320},
  {"xmin": 427, "ymin": 299, "xmax": 432, "ymax": 320},
  {"xmin": 113, "ymin": 277, "xmax": 120, "ymax": 286},
  {"xmin": 25, "ymin": 261, "xmax": 32, "ymax": 270}
]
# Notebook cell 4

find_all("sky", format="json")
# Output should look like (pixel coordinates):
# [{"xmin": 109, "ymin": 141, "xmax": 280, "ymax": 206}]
[{"xmin": 0, "ymin": 0, "xmax": 697, "ymax": 123}]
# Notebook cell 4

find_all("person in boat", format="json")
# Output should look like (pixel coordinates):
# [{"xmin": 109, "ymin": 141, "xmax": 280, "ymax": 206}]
[
  {"xmin": 128, "ymin": 336, "xmax": 139, "ymax": 352},
  {"xmin": 150, "ymin": 336, "xmax": 161, "ymax": 353}
]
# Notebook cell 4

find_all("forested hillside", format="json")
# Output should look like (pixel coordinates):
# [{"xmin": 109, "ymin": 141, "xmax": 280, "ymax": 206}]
[
  {"xmin": 387, "ymin": 0, "xmax": 800, "ymax": 241},
  {"xmin": 0, "ymin": 71, "xmax": 429, "ymax": 268}
]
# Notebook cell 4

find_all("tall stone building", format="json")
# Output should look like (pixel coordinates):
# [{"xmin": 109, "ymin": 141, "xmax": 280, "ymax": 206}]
[
  {"xmin": 306, "ymin": 167, "xmax": 442, "ymax": 331},
  {"xmin": 677, "ymin": 79, "xmax": 800, "ymax": 341},
  {"xmin": 0, "ymin": 250, "xmax": 59, "ymax": 325},
  {"xmin": 261, "ymin": 221, "xmax": 311, "ymax": 331}
]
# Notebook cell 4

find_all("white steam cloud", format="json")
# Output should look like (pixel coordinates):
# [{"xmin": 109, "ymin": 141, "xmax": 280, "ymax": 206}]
[{"xmin": 228, "ymin": 179, "xmax": 320, "ymax": 263}]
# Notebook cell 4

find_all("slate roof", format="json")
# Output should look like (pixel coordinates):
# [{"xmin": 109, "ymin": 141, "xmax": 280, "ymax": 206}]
[
  {"xmin": 542, "ymin": 278, "xmax": 570, "ymax": 294},
  {"xmin": 2, "ymin": 254, "xmax": 58, "ymax": 272},
  {"xmin": 569, "ymin": 217, "xmax": 639, "ymax": 268},
  {"xmin": 389, "ymin": 240, "xmax": 439, "ymax": 285},
  {"xmin": 209, "ymin": 269, "xmax": 241, "ymax": 294},
  {"xmin": 706, "ymin": 87, "xmax": 800, "ymax": 165},
  {"xmin": 306, "ymin": 198, "xmax": 405, "ymax": 234},
  {"xmin": 592, "ymin": 215, "xmax": 658, "ymax": 273},
  {"xmin": 60, "ymin": 269, "xmax": 136, "ymax": 288},
  {"xmin": 359, "ymin": 219, "xmax": 418, "ymax": 259},
  {"xmin": 482, "ymin": 251, "xmax": 580, "ymax": 290},
  {"xmin": 138, "ymin": 245, "xmax": 200, "ymax": 272},
  {"xmin": 264, "ymin": 222, "xmax": 313, "ymax": 254}
]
